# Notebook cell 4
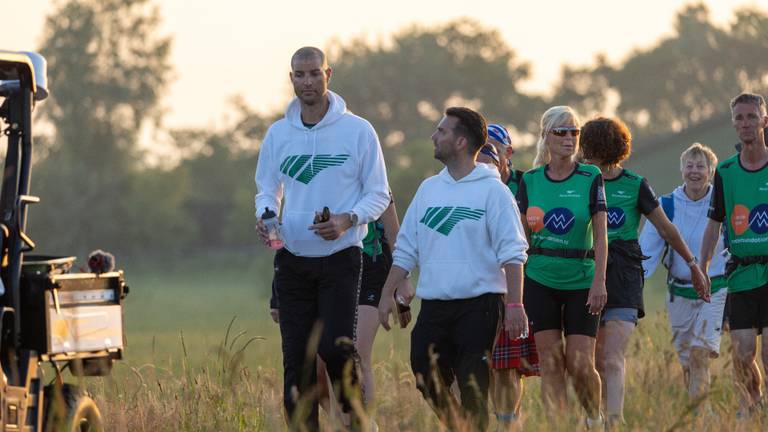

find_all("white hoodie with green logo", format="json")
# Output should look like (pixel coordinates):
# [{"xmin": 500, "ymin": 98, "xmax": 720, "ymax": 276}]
[
  {"xmin": 394, "ymin": 164, "xmax": 529, "ymax": 300},
  {"xmin": 255, "ymin": 91, "xmax": 390, "ymax": 257}
]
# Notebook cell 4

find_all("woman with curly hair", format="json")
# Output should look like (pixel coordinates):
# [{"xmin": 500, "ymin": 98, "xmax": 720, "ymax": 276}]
[{"xmin": 579, "ymin": 117, "xmax": 709, "ymax": 428}]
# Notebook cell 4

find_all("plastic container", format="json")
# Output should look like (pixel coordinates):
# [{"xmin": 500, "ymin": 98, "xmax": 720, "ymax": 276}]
[{"xmin": 262, "ymin": 208, "xmax": 284, "ymax": 250}]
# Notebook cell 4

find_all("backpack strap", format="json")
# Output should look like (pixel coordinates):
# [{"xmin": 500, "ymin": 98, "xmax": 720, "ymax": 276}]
[
  {"xmin": 660, "ymin": 194, "xmax": 674, "ymax": 221},
  {"xmin": 659, "ymin": 194, "xmax": 676, "ymax": 301},
  {"xmin": 510, "ymin": 169, "xmax": 524, "ymax": 187}
]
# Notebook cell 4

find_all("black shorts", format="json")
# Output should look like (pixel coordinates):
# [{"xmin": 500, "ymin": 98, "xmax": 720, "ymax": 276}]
[
  {"xmin": 523, "ymin": 276, "xmax": 599, "ymax": 337},
  {"xmin": 728, "ymin": 282, "xmax": 768, "ymax": 333},
  {"xmin": 358, "ymin": 251, "xmax": 392, "ymax": 307}
]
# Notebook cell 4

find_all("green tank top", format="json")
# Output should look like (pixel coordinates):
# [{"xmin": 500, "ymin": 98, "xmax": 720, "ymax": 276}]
[
  {"xmin": 518, "ymin": 163, "xmax": 606, "ymax": 290},
  {"xmin": 506, "ymin": 169, "xmax": 523, "ymax": 197},
  {"xmin": 604, "ymin": 169, "xmax": 658, "ymax": 243},
  {"xmin": 362, "ymin": 221, "xmax": 384, "ymax": 257},
  {"xmin": 709, "ymin": 154, "xmax": 768, "ymax": 292}
]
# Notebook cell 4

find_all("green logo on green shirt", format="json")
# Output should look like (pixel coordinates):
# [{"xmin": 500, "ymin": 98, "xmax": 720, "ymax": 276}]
[
  {"xmin": 420, "ymin": 206, "xmax": 485, "ymax": 236},
  {"xmin": 280, "ymin": 154, "xmax": 350, "ymax": 184}
]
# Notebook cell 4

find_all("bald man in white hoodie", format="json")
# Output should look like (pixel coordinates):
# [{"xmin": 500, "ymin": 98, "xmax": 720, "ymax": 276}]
[
  {"xmin": 255, "ymin": 47, "xmax": 390, "ymax": 431},
  {"xmin": 379, "ymin": 107, "xmax": 529, "ymax": 431}
]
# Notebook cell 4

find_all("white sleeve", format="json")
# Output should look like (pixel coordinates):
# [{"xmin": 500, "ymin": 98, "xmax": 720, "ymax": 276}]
[
  {"xmin": 254, "ymin": 128, "xmax": 283, "ymax": 217},
  {"xmin": 392, "ymin": 188, "xmax": 420, "ymax": 273},
  {"xmin": 350, "ymin": 125, "xmax": 390, "ymax": 224},
  {"xmin": 487, "ymin": 184, "xmax": 528, "ymax": 266},
  {"xmin": 639, "ymin": 219, "xmax": 665, "ymax": 278}
]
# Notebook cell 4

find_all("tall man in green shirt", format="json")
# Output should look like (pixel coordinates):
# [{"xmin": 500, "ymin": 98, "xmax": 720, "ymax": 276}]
[{"xmin": 701, "ymin": 92, "xmax": 768, "ymax": 415}]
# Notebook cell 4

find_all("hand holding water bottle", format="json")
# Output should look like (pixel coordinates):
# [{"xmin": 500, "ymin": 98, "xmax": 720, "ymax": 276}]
[{"xmin": 258, "ymin": 207, "xmax": 284, "ymax": 250}]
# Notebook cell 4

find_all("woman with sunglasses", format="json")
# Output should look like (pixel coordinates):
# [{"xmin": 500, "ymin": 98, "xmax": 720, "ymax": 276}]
[
  {"xmin": 517, "ymin": 106, "xmax": 607, "ymax": 428},
  {"xmin": 579, "ymin": 117, "xmax": 708, "ymax": 428}
]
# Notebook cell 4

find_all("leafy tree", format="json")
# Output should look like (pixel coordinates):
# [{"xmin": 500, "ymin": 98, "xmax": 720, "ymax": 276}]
[
  {"xmin": 29, "ymin": 0, "xmax": 184, "ymax": 255},
  {"xmin": 169, "ymin": 129, "xmax": 258, "ymax": 248},
  {"xmin": 549, "ymin": 55, "xmax": 614, "ymax": 119},
  {"xmin": 551, "ymin": 3, "xmax": 768, "ymax": 142},
  {"xmin": 611, "ymin": 4, "xmax": 735, "ymax": 134},
  {"xmin": 328, "ymin": 19, "xmax": 543, "ymax": 150}
]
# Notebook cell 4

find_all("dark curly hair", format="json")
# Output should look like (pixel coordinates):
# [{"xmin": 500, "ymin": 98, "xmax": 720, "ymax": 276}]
[{"xmin": 580, "ymin": 117, "xmax": 632, "ymax": 167}]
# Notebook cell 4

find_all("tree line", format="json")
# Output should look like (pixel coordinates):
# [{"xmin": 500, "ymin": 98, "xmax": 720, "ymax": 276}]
[{"xmin": 22, "ymin": 0, "xmax": 768, "ymax": 257}]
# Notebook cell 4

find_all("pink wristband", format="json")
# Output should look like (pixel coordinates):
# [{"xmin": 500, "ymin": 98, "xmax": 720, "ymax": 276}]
[{"xmin": 506, "ymin": 303, "xmax": 524, "ymax": 308}]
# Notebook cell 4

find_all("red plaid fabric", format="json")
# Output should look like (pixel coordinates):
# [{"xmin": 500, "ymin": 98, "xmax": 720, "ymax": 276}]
[{"xmin": 490, "ymin": 327, "xmax": 540, "ymax": 375}]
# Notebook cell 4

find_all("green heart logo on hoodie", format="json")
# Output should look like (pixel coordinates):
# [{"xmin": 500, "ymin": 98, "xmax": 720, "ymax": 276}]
[
  {"xmin": 280, "ymin": 154, "xmax": 351, "ymax": 184},
  {"xmin": 420, "ymin": 206, "xmax": 486, "ymax": 236}
]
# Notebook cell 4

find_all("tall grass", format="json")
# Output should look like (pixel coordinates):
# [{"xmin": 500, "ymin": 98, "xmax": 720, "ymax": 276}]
[{"xmin": 75, "ymin": 252, "xmax": 765, "ymax": 431}]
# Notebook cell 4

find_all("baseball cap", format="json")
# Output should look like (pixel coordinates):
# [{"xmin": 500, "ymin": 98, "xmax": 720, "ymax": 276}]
[{"xmin": 487, "ymin": 124, "xmax": 511, "ymax": 146}]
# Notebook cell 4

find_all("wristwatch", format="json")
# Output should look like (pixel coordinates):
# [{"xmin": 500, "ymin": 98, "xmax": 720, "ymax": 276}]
[
  {"xmin": 686, "ymin": 256, "xmax": 699, "ymax": 268},
  {"xmin": 347, "ymin": 211, "xmax": 359, "ymax": 227}
]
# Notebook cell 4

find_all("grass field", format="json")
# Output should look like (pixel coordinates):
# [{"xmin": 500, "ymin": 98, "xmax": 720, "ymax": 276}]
[
  {"xmin": 73, "ymin": 249, "xmax": 767, "ymax": 431},
  {"xmin": 86, "ymin": 117, "xmax": 762, "ymax": 429}
]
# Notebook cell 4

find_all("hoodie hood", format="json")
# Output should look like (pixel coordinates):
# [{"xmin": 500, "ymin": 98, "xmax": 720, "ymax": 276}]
[
  {"xmin": 671, "ymin": 184, "xmax": 711, "ymax": 205},
  {"xmin": 285, "ymin": 90, "xmax": 348, "ymax": 130},
  {"xmin": 639, "ymin": 182, "xmax": 727, "ymax": 284},
  {"xmin": 437, "ymin": 163, "xmax": 501, "ymax": 184}
]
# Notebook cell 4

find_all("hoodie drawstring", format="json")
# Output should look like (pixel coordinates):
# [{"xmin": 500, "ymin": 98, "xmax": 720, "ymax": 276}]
[{"xmin": 310, "ymin": 127, "xmax": 317, "ymax": 178}]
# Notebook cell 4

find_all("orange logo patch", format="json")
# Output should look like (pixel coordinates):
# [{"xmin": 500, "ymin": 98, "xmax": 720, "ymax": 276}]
[
  {"xmin": 731, "ymin": 204, "xmax": 750, "ymax": 235},
  {"xmin": 527, "ymin": 206, "xmax": 545, "ymax": 233}
]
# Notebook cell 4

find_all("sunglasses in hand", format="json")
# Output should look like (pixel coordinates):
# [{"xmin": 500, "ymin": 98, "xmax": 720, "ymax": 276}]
[{"xmin": 313, "ymin": 206, "xmax": 331, "ymax": 224}]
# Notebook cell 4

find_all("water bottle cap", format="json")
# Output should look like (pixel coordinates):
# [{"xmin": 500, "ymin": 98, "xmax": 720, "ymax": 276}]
[{"xmin": 262, "ymin": 207, "xmax": 276, "ymax": 219}]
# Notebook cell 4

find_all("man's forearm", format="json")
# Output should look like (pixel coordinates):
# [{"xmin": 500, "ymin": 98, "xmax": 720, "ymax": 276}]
[
  {"xmin": 382, "ymin": 265, "xmax": 409, "ymax": 297},
  {"xmin": 503, "ymin": 263, "xmax": 524, "ymax": 304}
]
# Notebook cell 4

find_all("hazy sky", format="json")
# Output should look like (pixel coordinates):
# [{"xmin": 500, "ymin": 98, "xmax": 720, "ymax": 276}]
[{"xmin": 4, "ymin": 0, "xmax": 760, "ymax": 129}]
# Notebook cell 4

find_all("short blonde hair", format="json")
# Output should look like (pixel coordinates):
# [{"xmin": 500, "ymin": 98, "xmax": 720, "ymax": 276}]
[
  {"xmin": 533, "ymin": 106, "xmax": 581, "ymax": 167},
  {"xmin": 680, "ymin": 143, "xmax": 717, "ymax": 178}
]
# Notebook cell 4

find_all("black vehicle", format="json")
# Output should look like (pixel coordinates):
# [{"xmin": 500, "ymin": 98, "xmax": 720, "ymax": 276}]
[{"xmin": 0, "ymin": 51, "xmax": 128, "ymax": 431}]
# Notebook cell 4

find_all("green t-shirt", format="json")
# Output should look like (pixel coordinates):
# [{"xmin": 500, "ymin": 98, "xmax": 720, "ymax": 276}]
[
  {"xmin": 518, "ymin": 163, "xmax": 607, "ymax": 290},
  {"xmin": 604, "ymin": 169, "xmax": 659, "ymax": 243},
  {"xmin": 670, "ymin": 275, "xmax": 727, "ymax": 299},
  {"xmin": 709, "ymin": 153, "xmax": 768, "ymax": 292},
  {"xmin": 362, "ymin": 221, "xmax": 384, "ymax": 257},
  {"xmin": 506, "ymin": 169, "xmax": 523, "ymax": 197}
]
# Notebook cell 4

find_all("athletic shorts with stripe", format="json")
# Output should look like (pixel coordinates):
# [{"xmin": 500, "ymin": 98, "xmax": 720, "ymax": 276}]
[{"xmin": 358, "ymin": 248, "xmax": 392, "ymax": 308}]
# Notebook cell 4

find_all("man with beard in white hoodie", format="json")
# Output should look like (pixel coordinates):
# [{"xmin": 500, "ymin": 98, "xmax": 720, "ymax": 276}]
[
  {"xmin": 255, "ymin": 46, "xmax": 390, "ymax": 431},
  {"xmin": 378, "ymin": 107, "xmax": 529, "ymax": 431}
]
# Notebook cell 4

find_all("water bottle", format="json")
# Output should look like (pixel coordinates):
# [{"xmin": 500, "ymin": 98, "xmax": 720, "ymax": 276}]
[{"xmin": 262, "ymin": 207, "xmax": 284, "ymax": 250}]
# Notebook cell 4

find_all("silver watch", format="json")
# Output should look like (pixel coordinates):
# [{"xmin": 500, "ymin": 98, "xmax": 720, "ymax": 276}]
[
  {"xmin": 686, "ymin": 256, "xmax": 698, "ymax": 267},
  {"xmin": 347, "ymin": 212, "xmax": 358, "ymax": 226}
]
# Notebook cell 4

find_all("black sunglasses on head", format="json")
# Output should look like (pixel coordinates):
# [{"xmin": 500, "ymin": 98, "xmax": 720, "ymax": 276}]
[{"xmin": 551, "ymin": 127, "xmax": 580, "ymax": 137}]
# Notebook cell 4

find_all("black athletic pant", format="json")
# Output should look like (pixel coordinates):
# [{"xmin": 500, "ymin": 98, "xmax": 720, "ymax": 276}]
[
  {"xmin": 274, "ymin": 246, "xmax": 362, "ymax": 430},
  {"xmin": 410, "ymin": 293, "xmax": 502, "ymax": 431}
]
